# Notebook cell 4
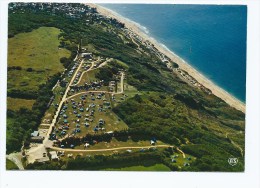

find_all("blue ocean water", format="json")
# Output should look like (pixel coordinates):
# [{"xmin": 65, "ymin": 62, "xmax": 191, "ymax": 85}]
[{"xmin": 101, "ymin": 4, "xmax": 247, "ymax": 102}]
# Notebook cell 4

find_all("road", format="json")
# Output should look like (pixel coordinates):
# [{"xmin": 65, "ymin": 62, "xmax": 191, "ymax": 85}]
[
  {"xmin": 176, "ymin": 147, "xmax": 186, "ymax": 158},
  {"xmin": 26, "ymin": 47, "xmax": 82, "ymax": 163},
  {"xmin": 6, "ymin": 153, "xmax": 24, "ymax": 170},
  {"xmin": 26, "ymin": 56, "xmax": 115, "ymax": 163},
  {"xmin": 45, "ymin": 59, "xmax": 85, "ymax": 142},
  {"xmin": 118, "ymin": 72, "xmax": 125, "ymax": 94},
  {"xmin": 70, "ymin": 58, "xmax": 97, "ymax": 86},
  {"xmin": 65, "ymin": 71, "xmax": 125, "ymax": 101},
  {"xmin": 50, "ymin": 144, "xmax": 174, "ymax": 152},
  {"xmin": 24, "ymin": 51, "xmax": 159, "ymax": 164}
]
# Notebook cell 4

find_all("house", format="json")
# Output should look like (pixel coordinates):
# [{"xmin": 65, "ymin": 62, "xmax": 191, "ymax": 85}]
[
  {"xmin": 49, "ymin": 151, "xmax": 59, "ymax": 161},
  {"xmin": 31, "ymin": 131, "xmax": 39, "ymax": 137},
  {"xmin": 81, "ymin": 52, "xmax": 92, "ymax": 59},
  {"xmin": 30, "ymin": 136, "xmax": 44, "ymax": 143}
]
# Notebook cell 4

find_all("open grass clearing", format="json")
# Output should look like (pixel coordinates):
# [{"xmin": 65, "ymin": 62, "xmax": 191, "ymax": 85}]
[
  {"xmin": 8, "ymin": 26, "xmax": 70, "ymax": 92},
  {"xmin": 77, "ymin": 69, "xmax": 100, "ymax": 86},
  {"xmin": 7, "ymin": 69, "xmax": 46, "ymax": 93},
  {"xmin": 104, "ymin": 163, "xmax": 171, "ymax": 171},
  {"xmin": 8, "ymin": 26, "xmax": 70, "ymax": 71},
  {"xmin": 7, "ymin": 97, "xmax": 35, "ymax": 111},
  {"xmin": 74, "ymin": 137, "xmax": 166, "ymax": 150},
  {"xmin": 51, "ymin": 147, "xmax": 166, "ymax": 161}
]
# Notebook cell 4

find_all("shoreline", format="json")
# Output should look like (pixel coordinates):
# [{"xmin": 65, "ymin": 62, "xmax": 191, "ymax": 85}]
[{"xmin": 88, "ymin": 3, "xmax": 245, "ymax": 113}]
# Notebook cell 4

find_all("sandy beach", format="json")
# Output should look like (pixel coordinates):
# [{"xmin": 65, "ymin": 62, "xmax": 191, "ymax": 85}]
[{"xmin": 88, "ymin": 3, "xmax": 246, "ymax": 113}]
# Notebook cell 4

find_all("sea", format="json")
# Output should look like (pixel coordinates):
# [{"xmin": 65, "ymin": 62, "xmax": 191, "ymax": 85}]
[{"xmin": 100, "ymin": 4, "xmax": 247, "ymax": 102}]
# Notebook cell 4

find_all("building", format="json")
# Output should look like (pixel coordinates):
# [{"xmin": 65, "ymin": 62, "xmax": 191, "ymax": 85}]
[
  {"xmin": 49, "ymin": 151, "xmax": 59, "ymax": 161},
  {"xmin": 109, "ymin": 81, "xmax": 116, "ymax": 87},
  {"xmin": 30, "ymin": 136, "xmax": 44, "ymax": 143},
  {"xmin": 31, "ymin": 131, "xmax": 39, "ymax": 137},
  {"xmin": 81, "ymin": 52, "xmax": 92, "ymax": 59}
]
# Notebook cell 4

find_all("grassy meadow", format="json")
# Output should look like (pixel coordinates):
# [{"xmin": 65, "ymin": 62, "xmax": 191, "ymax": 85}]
[
  {"xmin": 7, "ymin": 97, "xmax": 35, "ymax": 111},
  {"xmin": 8, "ymin": 27, "xmax": 70, "ymax": 93},
  {"xmin": 104, "ymin": 163, "xmax": 171, "ymax": 171}
]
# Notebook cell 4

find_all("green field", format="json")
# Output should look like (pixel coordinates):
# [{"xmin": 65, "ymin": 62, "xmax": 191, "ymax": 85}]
[
  {"xmin": 6, "ymin": 159, "xmax": 19, "ymax": 170},
  {"xmin": 77, "ymin": 69, "xmax": 100, "ymax": 85},
  {"xmin": 104, "ymin": 163, "xmax": 171, "ymax": 171},
  {"xmin": 8, "ymin": 26, "xmax": 71, "ymax": 93},
  {"xmin": 7, "ymin": 97, "xmax": 35, "ymax": 111}
]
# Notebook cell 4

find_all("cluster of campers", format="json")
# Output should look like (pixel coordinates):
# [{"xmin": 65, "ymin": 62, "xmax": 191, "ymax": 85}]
[{"xmin": 49, "ymin": 91, "xmax": 112, "ymax": 141}]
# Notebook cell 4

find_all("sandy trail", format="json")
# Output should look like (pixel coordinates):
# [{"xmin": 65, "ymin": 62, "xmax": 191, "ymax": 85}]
[{"xmin": 50, "ymin": 145, "xmax": 173, "ymax": 152}]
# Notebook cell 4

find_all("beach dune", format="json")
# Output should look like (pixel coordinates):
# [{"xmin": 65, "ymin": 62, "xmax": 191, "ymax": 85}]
[{"xmin": 88, "ymin": 3, "xmax": 245, "ymax": 113}]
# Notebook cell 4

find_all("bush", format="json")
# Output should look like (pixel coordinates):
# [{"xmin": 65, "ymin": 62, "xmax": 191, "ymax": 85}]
[{"xmin": 26, "ymin": 68, "xmax": 33, "ymax": 72}]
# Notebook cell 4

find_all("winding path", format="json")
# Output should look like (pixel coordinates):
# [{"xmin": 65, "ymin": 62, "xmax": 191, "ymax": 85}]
[
  {"xmin": 176, "ymin": 147, "xmax": 186, "ymax": 158},
  {"xmin": 226, "ymin": 132, "xmax": 244, "ymax": 157}
]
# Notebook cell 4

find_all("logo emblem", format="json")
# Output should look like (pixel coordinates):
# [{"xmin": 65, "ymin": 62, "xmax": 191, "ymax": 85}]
[{"xmin": 228, "ymin": 158, "xmax": 238, "ymax": 166}]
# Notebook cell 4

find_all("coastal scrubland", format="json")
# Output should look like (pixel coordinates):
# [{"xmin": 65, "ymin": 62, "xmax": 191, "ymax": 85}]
[{"xmin": 8, "ymin": 3, "xmax": 245, "ymax": 171}]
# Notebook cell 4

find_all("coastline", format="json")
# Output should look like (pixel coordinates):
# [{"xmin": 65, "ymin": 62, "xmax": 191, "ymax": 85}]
[{"xmin": 88, "ymin": 3, "xmax": 246, "ymax": 113}]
